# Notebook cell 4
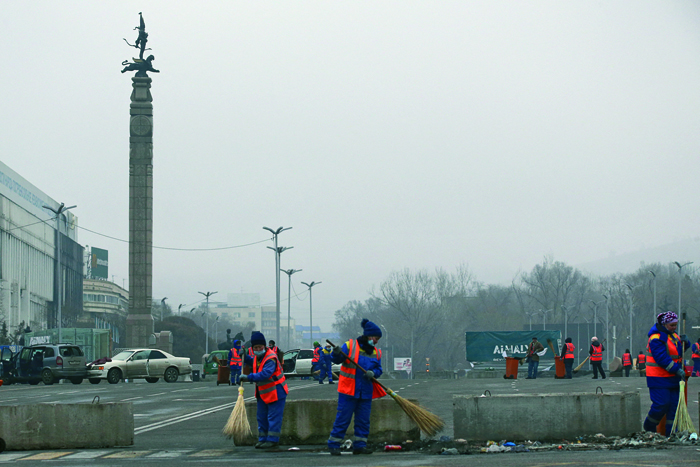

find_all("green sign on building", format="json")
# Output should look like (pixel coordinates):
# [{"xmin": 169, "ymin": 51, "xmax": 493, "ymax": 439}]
[{"xmin": 91, "ymin": 247, "xmax": 109, "ymax": 279}]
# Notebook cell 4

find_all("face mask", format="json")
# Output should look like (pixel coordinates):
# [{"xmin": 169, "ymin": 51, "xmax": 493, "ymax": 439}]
[
  {"xmin": 254, "ymin": 350, "xmax": 266, "ymax": 357},
  {"xmin": 367, "ymin": 340, "xmax": 375, "ymax": 347},
  {"xmin": 325, "ymin": 347, "xmax": 331, "ymax": 351}
]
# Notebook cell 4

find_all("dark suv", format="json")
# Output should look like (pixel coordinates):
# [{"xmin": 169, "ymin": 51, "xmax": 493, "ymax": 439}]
[{"xmin": 1, "ymin": 344, "xmax": 87, "ymax": 385}]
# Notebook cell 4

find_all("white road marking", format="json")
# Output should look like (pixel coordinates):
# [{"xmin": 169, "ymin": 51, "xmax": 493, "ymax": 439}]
[
  {"xmin": 150, "ymin": 392, "xmax": 167, "ymax": 396},
  {"xmin": 122, "ymin": 396, "xmax": 143, "ymax": 401},
  {"xmin": 58, "ymin": 390, "xmax": 79, "ymax": 395},
  {"xmin": 169, "ymin": 389, "xmax": 190, "ymax": 393},
  {"xmin": 147, "ymin": 450, "xmax": 192, "ymax": 458},
  {"xmin": 0, "ymin": 453, "xmax": 29, "ymax": 461},
  {"xmin": 61, "ymin": 451, "xmax": 113, "ymax": 459}
]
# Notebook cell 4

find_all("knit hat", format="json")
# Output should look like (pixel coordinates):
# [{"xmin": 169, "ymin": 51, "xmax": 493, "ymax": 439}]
[
  {"xmin": 250, "ymin": 331, "xmax": 266, "ymax": 347},
  {"xmin": 591, "ymin": 336, "xmax": 598, "ymax": 342},
  {"xmin": 313, "ymin": 341, "xmax": 320, "ymax": 347},
  {"xmin": 361, "ymin": 318, "xmax": 382, "ymax": 337},
  {"xmin": 657, "ymin": 311, "xmax": 678, "ymax": 324},
  {"xmin": 565, "ymin": 337, "xmax": 572, "ymax": 343}
]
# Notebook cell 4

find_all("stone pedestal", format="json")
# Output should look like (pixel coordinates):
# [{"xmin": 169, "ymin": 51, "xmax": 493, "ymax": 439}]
[{"xmin": 126, "ymin": 76, "xmax": 154, "ymax": 347}]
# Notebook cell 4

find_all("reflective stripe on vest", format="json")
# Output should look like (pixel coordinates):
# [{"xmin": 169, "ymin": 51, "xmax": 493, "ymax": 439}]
[
  {"xmin": 637, "ymin": 354, "xmax": 646, "ymax": 364},
  {"xmin": 337, "ymin": 340, "xmax": 386, "ymax": 399},
  {"xmin": 229, "ymin": 348, "xmax": 242, "ymax": 366},
  {"xmin": 692, "ymin": 343, "xmax": 700, "ymax": 359},
  {"xmin": 312, "ymin": 347, "xmax": 321, "ymax": 363},
  {"xmin": 252, "ymin": 349, "xmax": 288, "ymax": 403},
  {"xmin": 564, "ymin": 343, "xmax": 575, "ymax": 359},
  {"xmin": 591, "ymin": 346, "xmax": 603, "ymax": 361},
  {"xmin": 646, "ymin": 333, "xmax": 682, "ymax": 378},
  {"xmin": 622, "ymin": 353, "xmax": 632, "ymax": 366},
  {"xmin": 270, "ymin": 346, "xmax": 279, "ymax": 355}
]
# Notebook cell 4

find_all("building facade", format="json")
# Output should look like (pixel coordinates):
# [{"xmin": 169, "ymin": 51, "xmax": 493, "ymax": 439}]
[
  {"xmin": 82, "ymin": 278, "xmax": 129, "ymax": 346},
  {"xmin": 0, "ymin": 161, "xmax": 82, "ymax": 334}
]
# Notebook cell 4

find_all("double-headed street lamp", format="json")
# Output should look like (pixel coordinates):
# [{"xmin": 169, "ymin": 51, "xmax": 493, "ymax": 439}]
[
  {"xmin": 199, "ymin": 291, "xmax": 217, "ymax": 354},
  {"xmin": 539, "ymin": 309, "xmax": 552, "ymax": 330},
  {"xmin": 281, "ymin": 268, "xmax": 302, "ymax": 349},
  {"xmin": 301, "ymin": 281, "xmax": 321, "ymax": 347},
  {"xmin": 625, "ymin": 284, "xmax": 637, "ymax": 352},
  {"xmin": 648, "ymin": 271, "xmax": 657, "ymax": 322},
  {"xmin": 42, "ymin": 202, "xmax": 76, "ymax": 341},
  {"xmin": 674, "ymin": 261, "xmax": 693, "ymax": 334},
  {"xmin": 263, "ymin": 226, "xmax": 292, "ymax": 344},
  {"xmin": 160, "ymin": 297, "xmax": 168, "ymax": 321}
]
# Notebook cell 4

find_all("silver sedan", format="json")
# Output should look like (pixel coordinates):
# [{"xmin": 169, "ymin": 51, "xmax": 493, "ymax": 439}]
[{"xmin": 87, "ymin": 349, "xmax": 192, "ymax": 384}]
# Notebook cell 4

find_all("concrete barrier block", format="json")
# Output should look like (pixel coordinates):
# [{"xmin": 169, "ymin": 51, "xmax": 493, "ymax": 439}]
[
  {"xmin": 0, "ymin": 402, "xmax": 133, "ymax": 450},
  {"xmin": 239, "ymin": 398, "xmax": 420, "ymax": 445},
  {"xmin": 465, "ymin": 370, "xmax": 499, "ymax": 379},
  {"xmin": 454, "ymin": 391, "xmax": 640, "ymax": 441}
]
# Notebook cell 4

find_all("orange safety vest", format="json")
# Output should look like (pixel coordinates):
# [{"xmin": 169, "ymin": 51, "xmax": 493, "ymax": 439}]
[
  {"xmin": 337, "ymin": 339, "xmax": 387, "ymax": 399},
  {"xmin": 692, "ymin": 343, "xmax": 700, "ymax": 360},
  {"xmin": 229, "ymin": 348, "xmax": 242, "ymax": 367},
  {"xmin": 646, "ymin": 332, "xmax": 682, "ymax": 378},
  {"xmin": 312, "ymin": 347, "xmax": 321, "ymax": 363},
  {"xmin": 564, "ymin": 343, "xmax": 575, "ymax": 359},
  {"xmin": 622, "ymin": 353, "xmax": 632, "ymax": 366},
  {"xmin": 590, "ymin": 345, "xmax": 603, "ymax": 361},
  {"xmin": 270, "ymin": 346, "xmax": 279, "ymax": 355},
  {"xmin": 637, "ymin": 354, "xmax": 646, "ymax": 364},
  {"xmin": 252, "ymin": 348, "xmax": 288, "ymax": 403}
]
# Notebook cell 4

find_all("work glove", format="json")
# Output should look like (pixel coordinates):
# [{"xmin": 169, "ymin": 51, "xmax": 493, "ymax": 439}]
[
  {"xmin": 364, "ymin": 370, "xmax": 375, "ymax": 380},
  {"xmin": 239, "ymin": 374, "xmax": 249, "ymax": 382},
  {"xmin": 675, "ymin": 368, "xmax": 686, "ymax": 380},
  {"xmin": 332, "ymin": 345, "xmax": 341, "ymax": 355}
]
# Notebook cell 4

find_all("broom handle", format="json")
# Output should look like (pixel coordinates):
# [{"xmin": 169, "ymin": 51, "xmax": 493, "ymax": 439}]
[{"xmin": 326, "ymin": 339, "xmax": 393, "ymax": 394}]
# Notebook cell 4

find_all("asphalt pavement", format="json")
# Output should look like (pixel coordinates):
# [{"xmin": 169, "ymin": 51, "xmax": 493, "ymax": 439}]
[{"xmin": 0, "ymin": 372, "xmax": 698, "ymax": 465}]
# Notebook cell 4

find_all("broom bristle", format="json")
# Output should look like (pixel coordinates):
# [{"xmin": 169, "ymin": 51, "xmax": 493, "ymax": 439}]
[
  {"xmin": 389, "ymin": 391, "xmax": 444, "ymax": 437},
  {"xmin": 223, "ymin": 387, "xmax": 252, "ymax": 445},
  {"xmin": 671, "ymin": 381, "xmax": 696, "ymax": 435}
]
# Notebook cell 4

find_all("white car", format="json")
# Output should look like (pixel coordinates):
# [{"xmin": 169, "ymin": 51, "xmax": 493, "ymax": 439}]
[
  {"xmin": 282, "ymin": 348, "xmax": 341, "ymax": 377},
  {"xmin": 87, "ymin": 348, "xmax": 192, "ymax": 384}
]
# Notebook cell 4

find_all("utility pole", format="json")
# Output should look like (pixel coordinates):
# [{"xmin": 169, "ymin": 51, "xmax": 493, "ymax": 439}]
[
  {"xmin": 263, "ymin": 226, "xmax": 292, "ymax": 345},
  {"xmin": 648, "ymin": 271, "xmax": 656, "ymax": 322},
  {"xmin": 674, "ymin": 262, "xmax": 693, "ymax": 335},
  {"xmin": 301, "ymin": 281, "xmax": 321, "ymax": 347},
  {"xmin": 281, "ymin": 268, "xmax": 302, "ymax": 349},
  {"xmin": 43, "ymin": 202, "xmax": 76, "ymax": 342},
  {"xmin": 602, "ymin": 295, "xmax": 610, "ymax": 369},
  {"xmin": 198, "ymin": 291, "xmax": 217, "ymax": 354},
  {"xmin": 160, "ymin": 297, "xmax": 168, "ymax": 321}
]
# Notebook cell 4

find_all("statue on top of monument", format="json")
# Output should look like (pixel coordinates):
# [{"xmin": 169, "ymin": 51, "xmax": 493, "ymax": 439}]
[{"xmin": 121, "ymin": 13, "xmax": 159, "ymax": 77}]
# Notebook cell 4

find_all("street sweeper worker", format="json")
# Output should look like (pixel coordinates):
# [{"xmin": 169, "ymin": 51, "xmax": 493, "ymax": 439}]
[
  {"xmin": 691, "ymin": 338, "xmax": 700, "ymax": 377},
  {"xmin": 327, "ymin": 318, "xmax": 386, "ymax": 456},
  {"xmin": 312, "ymin": 341, "xmax": 324, "ymax": 382},
  {"xmin": 643, "ymin": 311, "xmax": 690, "ymax": 436},
  {"xmin": 228, "ymin": 340, "xmax": 243, "ymax": 385},
  {"xmin": 321, "ymin": 343, "xmax": 335, "ymax": 384},
  {"xmin": 636, "ymin": 351, "xmax": 646, "ymax": 377},
  {"xmin": 622, "ymin": 349, "xmax": 633, "ymax": 377},
  {"xmin": 239, "ymin": 331, "xmax": 288, "ymax": 449},
  {"xmin": 589, "ymin": 337, "xmax": 606, "ymax": 380}
]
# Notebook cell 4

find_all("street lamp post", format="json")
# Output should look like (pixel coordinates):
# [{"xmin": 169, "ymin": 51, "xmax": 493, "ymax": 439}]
[
  {"xmin": 674, "ymin": 262, "xmax": 693, "ymax": 334},
  {"xmin": 301, "ymin": 281, "xmax": 321, "ymax": 347},
  {"xmin": 160, "ymin": 297, "xmax": 168, "ymax": 321},
  {"xmin": 281, "ymin": 268, "xmax": 302, "ymax": 350},
  {"xmin": 540, "ymin": 309, "xmax": 553, "ymax": 330},
  {"xmin": 380, "ymin": 324, "xmax": 390, "ymax": 373},
  {"xmin": 589, "ymin": 300, "xmax": 602, "ymax": 339},
  {"xmin": 201, "ymin": 311, "xmax": 209, "ymax": 353},
  {"xmin": 198, "ymin": 291, "xmax": 217, "ymax": 354},
  {"xmin": 263, "ymin": 226, "xmax": 292, "ymax": 345},
  {"xmin": 525, "ymin": 311, "xmax": 536, "ymax": 331},
  {"xmin": 42, "ymin": 202, "xmax": 76, "ymax": 341},
  {"xmin": 178, "ymin": 304, "xmax": 184, "ymax": 316},
  {"xmin": 602, "ymin": 295, "xmax": 610, "ymax": 368},
  {"xmin": 625, "ymin": 284, "xmax": 635, "ymax": 353},
  {"xmin": 648, "ymin": 271, "xmax": 657, "ymax": 322},
  {"xmin": 214, "ymin": 316, "xmax": 220, "ymax": 346},
  {"xmin": 561, "ymin": 305, "xmax": 569, "ymax": 341}
]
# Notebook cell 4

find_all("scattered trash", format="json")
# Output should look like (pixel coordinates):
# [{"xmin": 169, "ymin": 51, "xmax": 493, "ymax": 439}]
[
  {"xmin": 595, "ymin": 433, "xmax": 605, "ymax": 438},
  {"xmin": 503, "ymin": 442, "xmax": 515, "ymax": 447},
  {"xmin": 454, "ymin": 438, "xmax": 468, "ymax": 444},
  {"xmin": 287, "ymin": 447, "xmax": 300, "ymax": 451},
  {"xmin": 384, "ymin": 445, "xmax": 402, "ymax": 451},
  {"xmin": 440, "ymin": 448, "xmax": 459, "ymax": 455},
  {"xmin": 342, "ymin": 440, "xmax": 353, "ymax": 450},
  {"xmin": 439, "ymin": 435, "xmax": 452, "ymax": 442},
  {"xmin": 690, "ymin": 433, "xmax": 698, "ymax": 441}
]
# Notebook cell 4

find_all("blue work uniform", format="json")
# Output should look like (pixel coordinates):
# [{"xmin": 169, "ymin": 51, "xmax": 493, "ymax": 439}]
[
  {"xmin": 243, "ymin": 350, "xmax": 288, "ymax": 444},
  {"xmin": 228, "ymin": 343, "xmax": 242, "ymax": 385},
  {"xmin": 321, "ymin": 347, "xmax": 334, "ymax": 383},
  {"xmin": 643, "ymin": 323, "xmax": 690, "ymax": 435},
  {"xmin": 327, "ymin": 339, "xmax": 384, "ymax": 451}
]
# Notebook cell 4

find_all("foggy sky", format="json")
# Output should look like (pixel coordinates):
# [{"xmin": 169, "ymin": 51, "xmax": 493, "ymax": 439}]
[{"xmin": 2, "ymin": 2, "xmax": 699, "ymax": 332}]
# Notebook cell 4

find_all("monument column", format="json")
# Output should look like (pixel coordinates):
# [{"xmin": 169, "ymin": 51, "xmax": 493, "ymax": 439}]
[{"xmin": 126, "ymin": 76, "xmax": 154, "ymax": 347}]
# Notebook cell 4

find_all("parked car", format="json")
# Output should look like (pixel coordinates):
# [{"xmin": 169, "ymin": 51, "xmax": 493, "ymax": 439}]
[
  {"xmin": 0, "ymin": 344, "xmax": 87, "ymax": 385},
  {"xmin": 202, "ymin": 350, "xmax": 229, "ymax": 378},
  {"xmin": 282, "ymin": 348, "xmax": 341, "ymax": 377},
  {"xmin": 87, "ymin": 349, "xmax": 192, "ymax": 384}
]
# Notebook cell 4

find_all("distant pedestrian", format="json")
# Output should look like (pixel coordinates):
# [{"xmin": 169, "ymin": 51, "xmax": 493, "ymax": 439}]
[
  {"xmin": 327, "ymin": 318, "xmax": 385, "ymax": 456},
  {"xmin": 239, "ymin": 331, "xmax": 288, "ymax": 449},
  {"xmin": 636, "ymin": 351, "xmax": 646, "ymax": 377},
  {"xmin": 560, "ymin": 337, "xmax": 575, "ymax": 379},
  {"xmin": 691, "ymin": 339, "xmax": 700, "ymax": 377},
  {"xmin": 228, "ymin": 340, "xmax": 242, "ymax": 385},
  {"xmin": 622, "ymin": 349, "xmax": 632, "ymax": 377},
  {"xmin": 312, "ymin": 341, "xmax": 324, "ymax": 383},
  {"xmin": 525, "ymin": 337, "xmax": 544, "ymax": 379},
  {"xmin": 589, "ymin": 337, "xmax": 605, "ymax": 379},
  {"xmin": 643, "ymin": 312, "xmax": 690, "ymax": 436}
]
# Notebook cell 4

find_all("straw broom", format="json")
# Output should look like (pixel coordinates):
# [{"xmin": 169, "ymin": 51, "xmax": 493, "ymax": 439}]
[
  {"xmin": 223, "ymin": 386, "xmax": 252, "ymax": 445},
  {"xmin": 573, "ymin": 356, "xmax": 589, "ymax": 373},
  {"xmin": 327, "ymin": 340, "xmax": 444, "ymax": 437},
  {"xmin": 670, "ymin": 380, "xmax": 696, "ymax": 434}
]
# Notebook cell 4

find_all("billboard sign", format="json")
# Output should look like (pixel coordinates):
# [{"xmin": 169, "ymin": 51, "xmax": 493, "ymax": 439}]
[
  {"xmin": 91, "ymin": 247, "xmax": 109, "ymax": 279},
  {"xmin": 394, "ymin": 357, "xmax": 412, "ymax": 372},
  {"xmin": 465, "ymin": 331, "xmax": 561, "ymax": 363}
]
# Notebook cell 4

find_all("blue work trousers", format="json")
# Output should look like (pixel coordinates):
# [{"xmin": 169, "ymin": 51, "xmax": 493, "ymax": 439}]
[
  {"xmin": 692, "ymin": 358, "xmax": 700, "ymax": 377},
  {"xmin": 230, "ymin": 367, "xmax": 241, "ymax": 385},
  {"xmin": 256, "ymin": 397, "xmax": 286, "ymax": 443},
  {"xmin": 644, "ymin": 387, "xmax": 680, "ymax": 436},
  {"xmin": 328, "ymin": 394, "xmax": 372, "ymax": 450},
  {"xmin": 564, "ymin": 359, "xmax": 573, "ymax": 379},
  {"xmin": 320, "ymin": 362, "xmax": 333, "ymax": 382},
  {"xmin": 312, "ymin": 363, "xmax": 323, "ymax": 381},
  {"xmin": 527, "ymin": 360, "xmax": 539, "ymax": 378}
]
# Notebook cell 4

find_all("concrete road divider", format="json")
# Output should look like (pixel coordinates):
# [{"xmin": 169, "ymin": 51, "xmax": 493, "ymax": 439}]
[
  {"xmin": 454, "ymin": 391, "xmax": 640, "ymax": 441},
  {"xmin": 0, "ymin": 402, "xmax": 133, "ymax": 450},
  {"xmin": 238, "ymin": 398, "xmax": 420, "ymax": 445}
]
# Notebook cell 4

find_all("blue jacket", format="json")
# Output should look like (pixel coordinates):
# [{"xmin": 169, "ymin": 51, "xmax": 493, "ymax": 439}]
[
  {"xmin": 228, "ymin": 344, "xmax": 242, "ymax": 369},
  {"xmin": 646, "ymin": 323, "xmax": 690, "ymax": 389},
  {"xmin": 331, "ymin": 339, "xmax": 383, "ymax": 399},
  {"xmin": 244, "ymin": 352, "xmax": 287, "ymax": 401}
]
